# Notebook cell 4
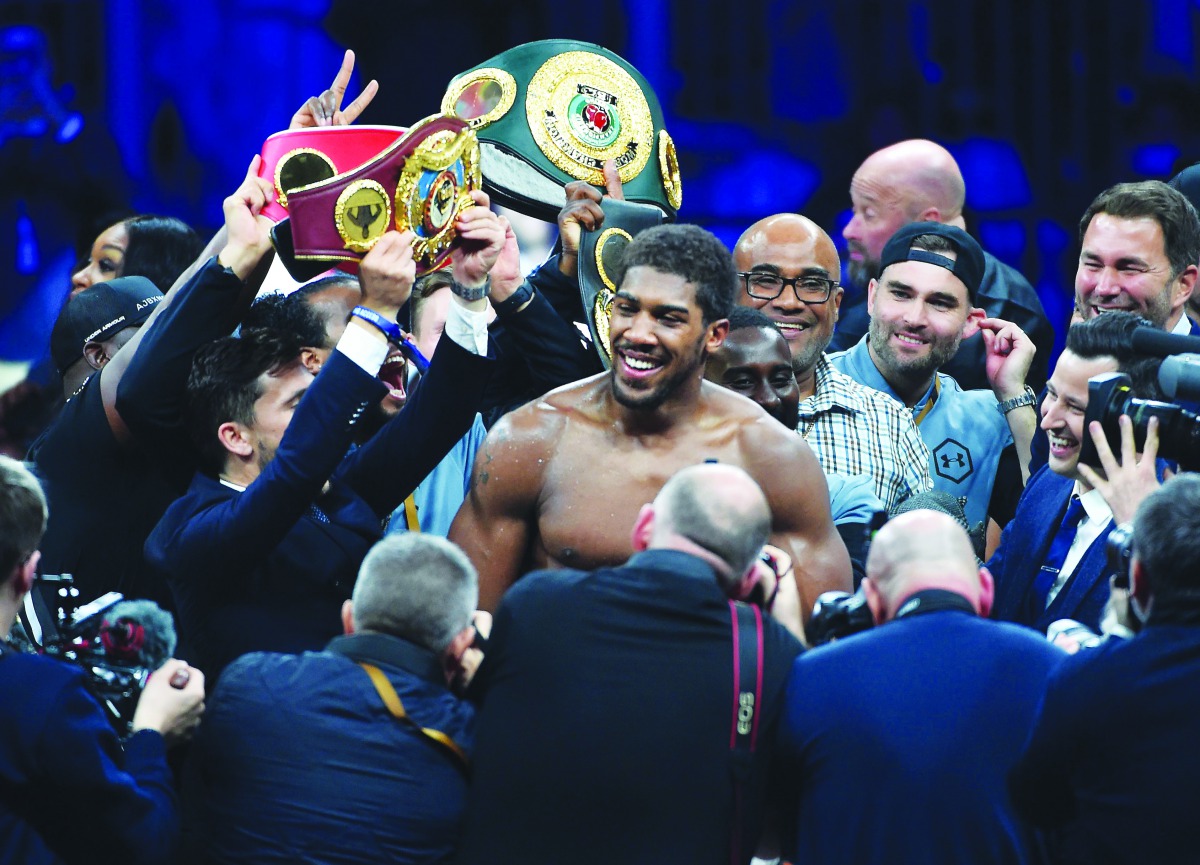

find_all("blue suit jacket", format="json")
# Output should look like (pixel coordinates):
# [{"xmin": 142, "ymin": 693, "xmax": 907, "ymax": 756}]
[
  {"xmin": 0, "ymin": 650, "xmax": 177, "ymax": 865},
  {"xmin": 146, "ymin": 337, "xmax": 490, "ymax": 678},
  {"xmin": 988, "ymin": 465, "xmax": 1114, "ymax": 633}
]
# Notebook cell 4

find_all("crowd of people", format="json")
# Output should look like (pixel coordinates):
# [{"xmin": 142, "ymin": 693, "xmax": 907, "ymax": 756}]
[{"xmin": 3, "ymin": 46, "xmax": 1200, "ymax": 865}]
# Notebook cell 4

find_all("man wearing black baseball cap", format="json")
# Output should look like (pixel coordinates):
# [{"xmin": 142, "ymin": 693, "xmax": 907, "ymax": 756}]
[
  {"xmin": 49, "ymin": 276, "xmax": 163, "ymax": 397},
  {"xmin": 28, "ymin": 158, "xmax": 273, "ymax": 608},
  {"xmin": 828, "ymin": 222, "xmax": 1039, "ymax": 549}
]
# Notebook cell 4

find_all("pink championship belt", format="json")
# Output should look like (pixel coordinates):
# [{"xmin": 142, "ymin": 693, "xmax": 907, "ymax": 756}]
[
  {"xmin": 257, "ymin": 125, "xmax": 407, "ymax": 223},
  {"xmin": 282, "ymin": 113, "xmax": 481, "ymax": 276}
]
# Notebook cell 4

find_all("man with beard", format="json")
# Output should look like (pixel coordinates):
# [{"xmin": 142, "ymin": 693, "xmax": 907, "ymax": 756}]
[
  {"xmin": 831, "ymin": 139, "xmax": 1053, "ymax": 393},
  {"xmin": 449, "ymin": 223, "xmax": 851, "ymax": 623},
  {"xmin": 731, "ymin": 213, "xmax": 931, "ymax": 513},
  {"xmin": 829, "ymin": 223, "xmax": 1038, "ymax": 537}
]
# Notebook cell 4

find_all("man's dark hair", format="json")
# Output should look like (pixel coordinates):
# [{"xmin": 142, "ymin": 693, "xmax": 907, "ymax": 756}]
[
  {"xmin": 186, "ymin": 328, "xmax": 304, "ymax": 474},
  {"xmin": 1079, "ymin": 181, "xmax": 1200, "ymax": 279},
  {"xmin": 1065, "ymin": 311, "xmax": 1163, "ymax": 399},
  {"xmin": 726, "ymin": 305, "xmax": 782, "ymax": 335},
  {"xmin": 243, "ymin": 293, "xmax": 330, "ymax": 350},
  {"xmin": 1132, "ymin": 474, "xmax": 1200, "ymax": 598},
  {"xmin": 616, "ymin": 224, "xmax": 737, "ymax": 324},
  {"xmin": 121, "ymin": 215, "xmax": 205, "ymax": 293},
  {"xmin": 0, "ymin": 456, "xmax": 47, "ymax": 577}
]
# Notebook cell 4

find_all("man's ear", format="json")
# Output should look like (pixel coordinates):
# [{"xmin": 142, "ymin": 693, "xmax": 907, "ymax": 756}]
[
  {"xmin": 14, "ymin": 550, "xmax": 39, "ymax": 599},
  {"xmin": 977, "ymin": 566, "xmax": 995, "ymax": 618},
  {"xmin": 1130, "ymin": 557, "xmax": 1153, "ymax": 619},
  {"xmin": 299, "ymin": 347, "xmax": 323, "ymax": 375},
  {"xmin": 630, "ymin": 503, "xmax": 655, "ymax": 552},
  {"xmin": 866, "ymin": 278, "xmax": 879, "ymax": 316},
  {"xmin": 862, "ymin": 577, "xmax": 886, "ymax": 625},
  {"xmin": 442, "ymin": 625, "xmax": 475, "ymax": 682},
  {"xmin": 217, "ymin": 422, "xmax": 254, "ymax": 459},
  {"xmin": 341, "ymin": 599, "xmax": 355, "ymax": 636},
  {"xmin": 706, "ymin": 318, "xmax": 730, "ymax": 353},
  {"xmin": 961, "ymin": 305, "xmax": 986, "ymax": 340},
  {"xmin": 1173, "ymin": 264, "xmax": 1198, "ymax": 312},
  {"xmin": 82, "ymin": 340, "xmax": 107, "ymax": 371},
  {"xmin": 917, "ymin": 205, "xmax": 942, "ymax": 222}
]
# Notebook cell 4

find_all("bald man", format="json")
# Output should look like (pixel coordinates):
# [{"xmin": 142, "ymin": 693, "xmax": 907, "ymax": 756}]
[
  {"xmin": 734, "ymin": 212, "xmax": 931, "ymax": 512},
  {"xmin": 460, "ymin": 464, "xmax": 804, "ymax": 864},
  {"xmin": 832, "ymin": 139, "xmax": 1054, "ymax": 392},
  {"xmin": 775, "ymin": 509, "xmax": 1064, "ymax": 864}
]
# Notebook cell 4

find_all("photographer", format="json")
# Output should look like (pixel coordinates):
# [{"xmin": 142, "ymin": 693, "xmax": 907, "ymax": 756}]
[
  {"xmin": 457, "ymin": 464, "xmax": 803, "ymax": 865},
  {"xmin": 776, "ymin": 509, "xmax": 1064, "ymax": 864},
  {"xmin": 1011, "ymin": 474, "xmax": 1200, "ymax": 863},
  {"xmin": 989, "ymin": 312, "xmax": 1162, "ymax": 633},
  {"xmin": 0, "ymin": 456, "xmax": 204, "ymax": 865}
]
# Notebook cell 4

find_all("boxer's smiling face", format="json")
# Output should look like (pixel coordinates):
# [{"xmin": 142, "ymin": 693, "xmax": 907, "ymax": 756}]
[{"xmin": 609, "ymin": 266, "xmax": 726, "ymax": 411}]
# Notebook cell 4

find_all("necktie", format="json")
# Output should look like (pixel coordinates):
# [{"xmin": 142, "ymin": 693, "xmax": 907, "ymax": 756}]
[{"xmin": 1030, "ymin": 495, "xmax": 1087, "ymax": 616}]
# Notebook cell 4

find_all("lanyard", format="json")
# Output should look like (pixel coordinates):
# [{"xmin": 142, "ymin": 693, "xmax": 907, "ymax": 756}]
[{"xmin": 913, "ymin": 377, "xmax": 941, "ymax": 427}]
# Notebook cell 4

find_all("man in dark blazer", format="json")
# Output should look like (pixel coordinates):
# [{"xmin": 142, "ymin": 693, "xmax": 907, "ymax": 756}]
[
  {"xmin": 1011, "ymin": 474, "xmax": 1200, "ymax": 864},
  {"xmin": 989, "ymin": 312, "xmax": 1161, "ymax": 633},
  {"xmin": 458, "ymin": 464, "xmax": 803, "ymax": 865},
  {"xmin": 147, "ymin": 200, "xmax": 503, "ymax": 678},
  {"xmin": 777, "ymin": 508, "xmax": 1064, "ymax": 864}
]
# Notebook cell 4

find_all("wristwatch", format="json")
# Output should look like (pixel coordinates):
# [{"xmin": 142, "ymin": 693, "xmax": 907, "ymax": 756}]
[
  {"xmin": 451, "ymin": 276, "xmax": 491, "ymax": 302},
  {"xmin": 997, "ymin": 385, "xmax": 1037, "ymax": 415},
  {"xmin": 350, "ymin": 306, "xmax": 402, "ymax": 342}
]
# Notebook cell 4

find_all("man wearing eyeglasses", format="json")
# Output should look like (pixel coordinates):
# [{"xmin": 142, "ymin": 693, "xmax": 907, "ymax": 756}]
[
  {"xmin": 734, "ymin": 213, "xmax": 932, "ymax": 513},
  {"xmin": 828, "ymin": 222, "xmax": 1038, "ymax": 546}
]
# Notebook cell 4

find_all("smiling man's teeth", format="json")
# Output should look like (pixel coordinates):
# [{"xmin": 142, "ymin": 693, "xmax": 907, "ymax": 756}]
[
  {"xmin": 624, "ymin": 355, "xmax": 660, "ymax": 371},
  {"xmin": 1048, "ymin": 433, "xmax": 1076, "ymax": 448},
  {"xmin": 895, "ymin": 334, "xmax": 925, "ymax": 346}
]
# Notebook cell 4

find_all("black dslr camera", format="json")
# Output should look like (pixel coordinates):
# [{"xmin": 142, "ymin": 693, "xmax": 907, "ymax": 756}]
[
  {"xmin": 1080, "ymin": 372, "xmax": 1200, "ymax": 472},
  {"xmin": 19, "ymin": 574, "xmax": 175, "ymax": 734}
]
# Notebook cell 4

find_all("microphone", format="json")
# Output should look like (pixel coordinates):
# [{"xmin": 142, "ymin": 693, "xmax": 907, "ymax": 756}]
[
  {"xmin": 1130, "ymin": 326, "xmax": 1200, "ymax": 358},
  {"xmin": 99, "ymin": 600, "xmax": 177, "ymax": 671},
  {"xmin": 1158, "ymin": 354, "xmax": 1200, "ymax": 402}
]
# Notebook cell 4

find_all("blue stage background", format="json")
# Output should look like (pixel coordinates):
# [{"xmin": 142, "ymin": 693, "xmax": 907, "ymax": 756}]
[{"xmin": 2, "ymin": 0, "xmax": 1199, "ymax": 367}]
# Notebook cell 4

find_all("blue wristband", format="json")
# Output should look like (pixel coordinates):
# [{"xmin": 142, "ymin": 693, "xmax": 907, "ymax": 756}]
[{"xmin": 350, "ymin": 306, "xmax": 402, "ymax": 343}]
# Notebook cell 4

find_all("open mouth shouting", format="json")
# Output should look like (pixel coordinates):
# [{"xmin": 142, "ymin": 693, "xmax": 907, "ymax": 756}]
[{"xmin": 378, "ymin": 350, "xmax": 408, "ymax": 406}]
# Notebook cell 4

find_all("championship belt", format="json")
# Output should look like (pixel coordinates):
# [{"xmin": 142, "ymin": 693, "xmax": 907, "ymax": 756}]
[
  {"xmin": 272, "ymin": 113, "xmax": 481, "ymax": 281},
  {"xmin": 441, "ymin": 40, "xmax": 682, "ymax": 222},
  {"xmin": 257, "ymin": 125, "xmax": 407, "ymax": 222},
  {"xmin": 577, "ymin": 198, "xmax": 665, "ymax": 368}
]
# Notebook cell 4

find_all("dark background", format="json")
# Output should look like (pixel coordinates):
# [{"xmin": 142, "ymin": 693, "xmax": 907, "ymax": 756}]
[{"xmin": 3, "ymin": 0, "xmax": 1199, "ymax": 367}]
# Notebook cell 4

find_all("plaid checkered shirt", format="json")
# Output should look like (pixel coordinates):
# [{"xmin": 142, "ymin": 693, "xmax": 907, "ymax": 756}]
[{"xmin": 797, "ymin": 355, "xmax": 932, "ymax": 513}]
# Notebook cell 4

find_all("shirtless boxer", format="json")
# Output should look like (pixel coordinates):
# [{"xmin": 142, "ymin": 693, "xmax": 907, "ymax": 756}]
[{"xmin": 449, "ymin": 222, "xmax": 852, "ymax": 624}]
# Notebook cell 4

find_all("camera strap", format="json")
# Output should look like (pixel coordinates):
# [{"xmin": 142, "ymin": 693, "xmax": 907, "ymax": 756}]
[
  {"xmin": 357, "ymin": 662, "xmax": 470, "ymax": 776},
  {"xmin": 728, "ymin": 598, "xmax": 763, "ymax": 865}
]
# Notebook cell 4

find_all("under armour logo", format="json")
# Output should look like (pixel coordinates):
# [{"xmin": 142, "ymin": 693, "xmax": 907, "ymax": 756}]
[{"xmin": 933, "ymin": 438, "xmax": 974, "ymax": 483}]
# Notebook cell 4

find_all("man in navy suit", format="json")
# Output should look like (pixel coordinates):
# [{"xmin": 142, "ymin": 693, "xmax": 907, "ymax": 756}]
[
  {"xmin": 0, "ymin": 455, "xmax": 206, "ymax": 865},
  {"xmin": 1011, "ymin": 474, "xmax": 1200, "ymax": 864},
  {"xmin": 989, "ymin": 312, "xmax": 1162, "ymax": 633},
  {"xmin": 777, "ymin": 508, "xmax": 1063, "ymax": 864},
  {"xmin": 146, "ymin": 196, "xmax": 503, "ymax": 678}
]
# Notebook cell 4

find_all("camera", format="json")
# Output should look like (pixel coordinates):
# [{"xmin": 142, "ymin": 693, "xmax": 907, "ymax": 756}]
[
  {"xmin": 1080, "ymin": 372, "xmax": 1200, "ymax": 472},
  {"xmin": 18, "ymin": 574, "xmax": 174, "ymax": 734},
  {"xmin": 807, "ymin": 589, "xmax": 874, "ymax": 646}
]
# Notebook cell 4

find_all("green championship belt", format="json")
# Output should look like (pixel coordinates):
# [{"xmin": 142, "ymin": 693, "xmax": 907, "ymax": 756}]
[
  {"xmin": 442, "ymin": 39, "xmax": 682, "ymax": 222},
  {"xmin": 577, "ymin": 198, "xmax": 666, "ymax": 368}
]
